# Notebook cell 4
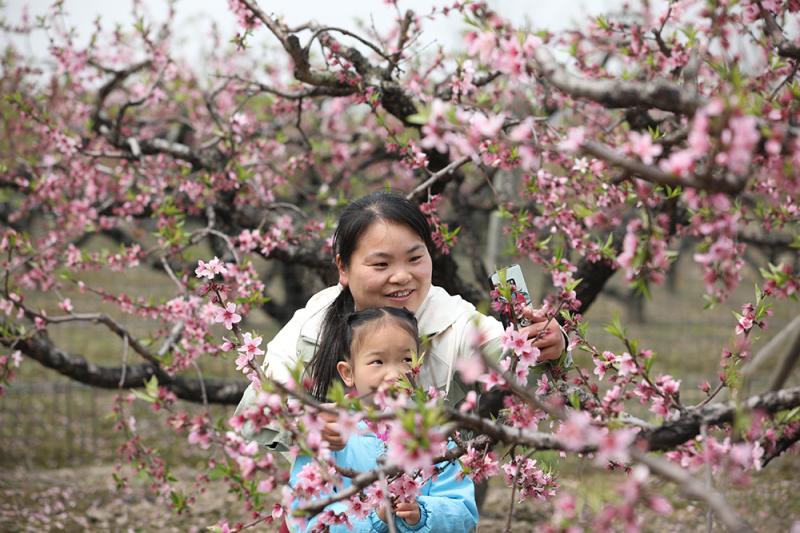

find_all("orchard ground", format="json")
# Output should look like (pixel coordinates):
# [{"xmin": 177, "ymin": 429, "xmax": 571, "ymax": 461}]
[{"xmin": 1, "ymin": 248, "xmax": 799, "ymax": 531}]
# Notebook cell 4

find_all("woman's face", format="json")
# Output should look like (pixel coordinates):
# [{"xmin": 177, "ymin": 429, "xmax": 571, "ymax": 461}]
[{"xmin": 338, "ymin": 221, "xmax": 433, "ymax": 313}]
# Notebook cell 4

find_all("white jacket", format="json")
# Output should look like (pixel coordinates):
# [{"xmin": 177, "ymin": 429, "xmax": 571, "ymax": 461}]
[{"xmin": 235, "ymin": 284, "xmax": 504, "ymax": 448}]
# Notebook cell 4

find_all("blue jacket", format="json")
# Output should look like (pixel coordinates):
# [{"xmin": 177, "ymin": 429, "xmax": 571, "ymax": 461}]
[{"xmin": 288, "ymin": 428, "xmax": 478, "ymax": 533}]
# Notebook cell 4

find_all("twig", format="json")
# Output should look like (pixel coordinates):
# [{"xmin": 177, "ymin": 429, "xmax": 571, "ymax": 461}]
[
  {"xmin": 630, "ymin": 449, "xmax": 755, "ymax": 533},
  {"xmin": 191, "ymin": 361, "xmax": 208, "ymax": 408},
  {"xmin": 701, "ymin": 424, "xmax": 713, "ymax": 533},
  {"xmin": 119, "ymin": 333, "xmax": 129, "ymax": 388},
  {"xmin": 768, "ymin": 326, "xmax": 800, "ymax": 392},
  {"xmin": 758, "ymin": 3, "xmax": 800, "ymax": 60},
  {"xmin": 305, "ymin": 26, "xmax": 393, "ymax": 63},
  {"xmin": 405, "ymin": 155, "xmax": 471, "ymax": 202},
  {"xmin": 503, "ymin": 449, "xmax": 519, "ymax": 533},
  {"xmin": 742, "ymin": 314, "xmax": 800, "ymax": 378},
  {"xmin": 377, "ymin": 462, "xmax": 398, "ymax": 533},
  {"xmin": 580, "ymin": 140, "xmax": 746, "ymax": 195},
  {"xmin": 691, "ymin": 381, "xmax": 725, "ymax": 409}
]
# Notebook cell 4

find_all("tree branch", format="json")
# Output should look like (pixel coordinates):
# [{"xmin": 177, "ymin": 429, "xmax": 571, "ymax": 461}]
[
  {"xmin": 533, "ymin": 46, "xmax": 704, "ymax": 115},
  {"xmin": 630, "ymin": 449, "xmax": 755, "ymax": 533},
  {"xmin": 581, "ymin": 140, "xmax": 746, "ymax": 194},
  {"xmin": 4, "ymin": 332, "xmax": 246, "ymax": 403},
  {"xmin": 758, "ymin": 4, "xmax": 800, "ymax": 60},
  {"xmin": 405, "ymin": 155, "xmax": 471, "ymax": 202}
]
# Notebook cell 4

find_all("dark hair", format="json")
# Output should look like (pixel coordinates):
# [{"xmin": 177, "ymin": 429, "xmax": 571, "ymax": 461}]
[
  {"xmin": 307, "ymin": 192, "xmax": 434, "ymax": 401},
  {"xmin": 308, "ymin": 307, "xmax": 420, "ymax": 401}
]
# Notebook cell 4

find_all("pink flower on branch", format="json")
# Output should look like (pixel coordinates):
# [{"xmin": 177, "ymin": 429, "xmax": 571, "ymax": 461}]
[
  {"xmin": 235, "ymin": 332, "xmax": 264, "ymax": 372},
  {"xmin": 214, "ymin": 303, "xmax": 242, "ymax": 330},
  {"xmin": 626, "ymin": 131, "xmax": 663, "ymax": 165},
  {"xmin": 195, "ymin": 257, "xmax": 228, "ymax": 279}
]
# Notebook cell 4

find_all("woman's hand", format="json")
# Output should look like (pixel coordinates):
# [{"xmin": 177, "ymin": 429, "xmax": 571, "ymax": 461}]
[
  {"xmin": 518, "ymin": 307, "xmax": 566, "ymax": 362},
  {"xmin": 377, "ymin": 500, "xmax": 421, "ymax": 526},
  {"xmin": 319, "ymin": 403, "xmax": 347, "ymax": 451}
]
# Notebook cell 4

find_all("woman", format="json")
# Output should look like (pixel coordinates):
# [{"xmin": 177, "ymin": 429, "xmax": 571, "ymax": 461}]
[{"xmin": 235, "ymin": 191, "xmax": 568, "ymax": 451}]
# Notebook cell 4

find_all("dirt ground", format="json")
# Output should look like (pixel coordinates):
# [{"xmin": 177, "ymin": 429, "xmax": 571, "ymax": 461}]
[{"xmin": 2, "ymin": 455, "xmax": 798, "ymax": 532}]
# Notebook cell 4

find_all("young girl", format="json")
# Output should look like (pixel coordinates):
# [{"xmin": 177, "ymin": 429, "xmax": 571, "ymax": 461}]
[{"xmin": 288, "ymin": 307, "xmax": 478, "ymax": 533}]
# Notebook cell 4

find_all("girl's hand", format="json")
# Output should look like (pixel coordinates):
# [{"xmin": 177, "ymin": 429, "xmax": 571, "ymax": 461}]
[
  {"xmin": 394, "ymin": 501, "xmax": 421, "ymax": 525},
  {"xmin": 519, "ymin": 307, "xmax": 565, "ymax": 362},
  {"xmin": 377, "ymin": 500, "xmax": 420, "ymax": 525},
  {"xmin": 319, "ymin": 403, "xmax": 347, "ymax": 451}
]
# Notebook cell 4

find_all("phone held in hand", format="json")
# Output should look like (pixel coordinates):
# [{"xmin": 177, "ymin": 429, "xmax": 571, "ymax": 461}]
[{"xmin": 489, "ymin": 264, "xmax": 532, "ymax": 328}]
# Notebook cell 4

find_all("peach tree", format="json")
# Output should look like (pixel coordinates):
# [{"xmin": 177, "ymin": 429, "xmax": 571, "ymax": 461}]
[{"xmin": 1, "ymin": 0, "xmax": 799, "ymax": 531}]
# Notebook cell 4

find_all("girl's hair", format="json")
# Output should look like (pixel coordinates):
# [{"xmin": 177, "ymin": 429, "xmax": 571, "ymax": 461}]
[
  {"xmin": 308, "ymin": 306, "xmax": 420, "ymax": 401},
  {"xmin": 307, "ymin": 192, "xmax": 434, "ymax": 401}
]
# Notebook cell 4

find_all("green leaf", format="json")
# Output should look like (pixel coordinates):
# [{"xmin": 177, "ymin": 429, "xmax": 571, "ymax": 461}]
[
  {"xmin": 405, "ymin": 113, "xmax": 427, "ymax": 125},
  {"xmin": 131, "ymin": 389, "xmax": 156, "ymax": 403},
  {"xmin": 604, "ymin": 313, "xmax": 626, "ymax": 341},
  {"xmin": 569, "ymin": 391, "xmax": 581, "ymax": 410}
]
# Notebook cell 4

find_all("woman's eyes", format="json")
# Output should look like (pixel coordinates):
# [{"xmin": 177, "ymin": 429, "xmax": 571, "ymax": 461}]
[{"xmin": 369, "ymin": 256, "xmax": 422, "ymax": 268}]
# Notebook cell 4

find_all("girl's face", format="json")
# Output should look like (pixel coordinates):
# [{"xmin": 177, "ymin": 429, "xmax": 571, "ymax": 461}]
[
  {"xmin": 338, "ymin": 221, "xmax": 433, "ymax": 314},
  {"xmin": 336, "ymin": 321, "xmax": 417, "ymax": 396}
]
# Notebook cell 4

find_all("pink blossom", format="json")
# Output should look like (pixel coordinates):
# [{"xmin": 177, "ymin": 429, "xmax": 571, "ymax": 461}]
[
  {"xmin": 658, "ymin": 374, "xmax": 681, "ymax": 395},
  {"xmin": 500, "ymin": 326, "xmax": 534, "ymax": 358},
  {"xmin": 214, "ymin": 303, "xmax": 242, "ymax": 330},
  {"xmin": 459, "ymin": 390, "xmax": 478, "ymax": 412},
  {"xmin": 559, "ymin": 127, "xmax": 585, "ymax": 154},
  {"xmin": 461, "ymin": 448, "xmax": 500, "ymax": 483},
  {"xmin": 256, "ymin": 476, "xmax": 278, "ymax": 492},
  {"xmin": 648, "ymin": 495, "xmax": 673, "ymax": 515},
  {"xmin": 465, "ymin": 31, "xmax": 496, "ymax": 63},
  {"xmin": 58, "ymin": 298, "xmax": 73, "ymax": 313},
  {"xmin": 235, "ymin": 332, "xmax": 263, "ymax": 372},
  {"xmin": 720, "ymin": 114, "xmax": 759, "ymax": 174},
  {"xmin": 594, "ymin": 427, "xmax": 637, "ymax": 465},
  {"xmin": 386, "ymin": 418, "xmax": 445, "ymax": 473},
  {"xmin": 660, "ymin": 148, "xmax": 695, "ymax": 176},
  {"xmin": 220, "ymin": 337, "xmax": 235, "ymax": 352},
  {"xmin": 536, "ymin": 373, "xmax": 551, "ymax": 395},
  {"xmin": 469, "ymin": 112, "xmax": 505, "ymax": 138},
  {"xmin": 456, "ymin": 354, "xmax": 484, "ymax": 384},
  {"xmin": 617, "ymin": 352, "xmax": 637, "ymax": 376},
  {"xmin": 195, "ymin": 257, "xmax": 228, "ymax": 279},
  {"xmin": 558, "ymin": 411, "xmax": 601, "ymax": 450},
  {"xmin": 627, "ymin": 131, "xmax": 663, "ymax": 165}
]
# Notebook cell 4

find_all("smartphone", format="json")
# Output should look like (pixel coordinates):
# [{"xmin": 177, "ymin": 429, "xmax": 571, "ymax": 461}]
[{"xmin": 489, "ymin": 264, "xmax": 533, "ymax": 328}]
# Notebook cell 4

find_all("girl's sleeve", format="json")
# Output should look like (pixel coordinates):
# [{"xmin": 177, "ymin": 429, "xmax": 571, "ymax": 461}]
[
  {"xmin": 288, "ymin": 455, "xmax": 387, "ymax": 533},
  {"xmin": 394, "ymin": 455, "xmax": 478, "ymax": 533}
]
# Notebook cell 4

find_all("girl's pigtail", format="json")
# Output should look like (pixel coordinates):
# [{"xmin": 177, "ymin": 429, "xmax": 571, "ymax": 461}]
[{"xmin": 307, "ymin": 287, "xmax": 355, "ymax": 401}]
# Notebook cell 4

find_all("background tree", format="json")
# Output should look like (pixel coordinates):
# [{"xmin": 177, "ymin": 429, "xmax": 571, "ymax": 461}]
[{"xmin": 1, "ymin": 0, "xmax": 799, "ymax": 531}]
